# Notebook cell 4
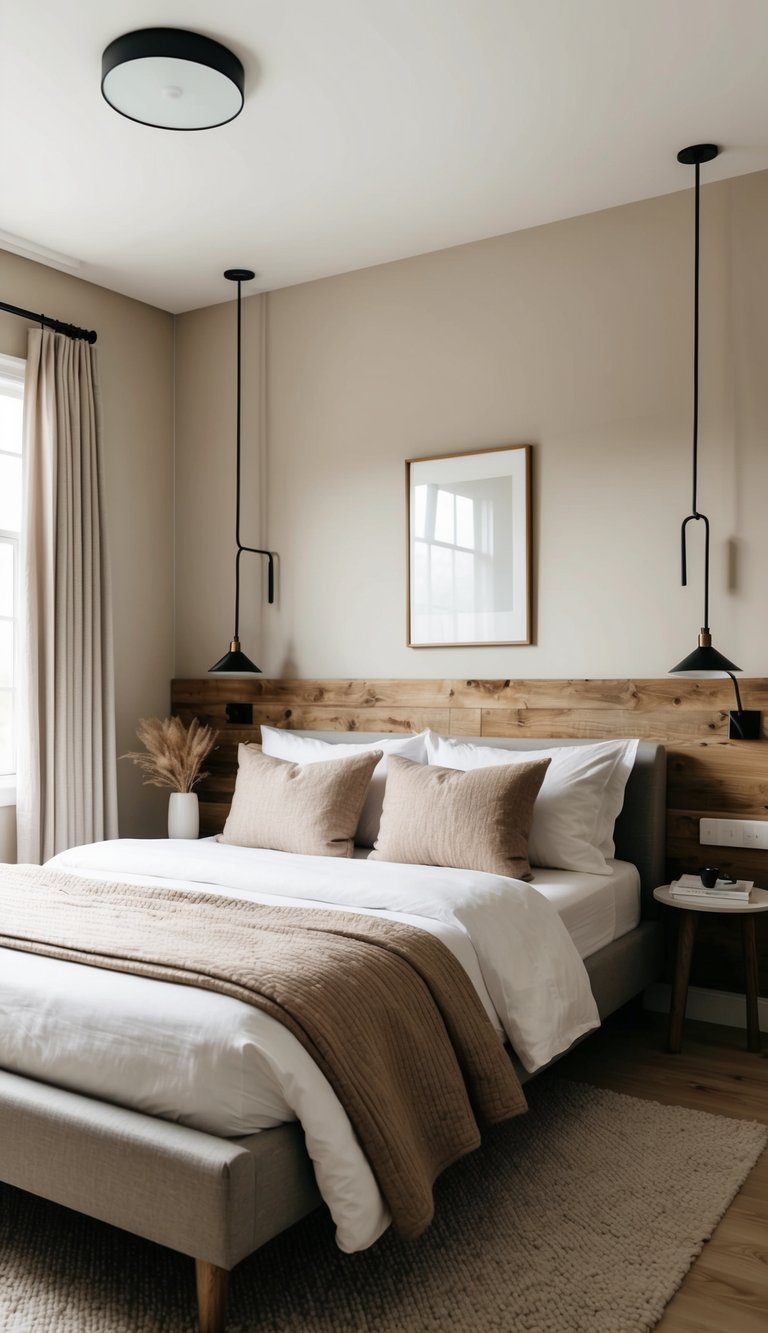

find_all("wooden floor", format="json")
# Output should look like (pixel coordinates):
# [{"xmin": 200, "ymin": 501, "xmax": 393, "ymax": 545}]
[{"xmin": 556, "ymin": 1010, "xmax": 768, "ymax": 1332}]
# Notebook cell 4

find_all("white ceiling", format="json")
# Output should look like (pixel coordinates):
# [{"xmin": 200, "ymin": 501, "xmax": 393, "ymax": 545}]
[{"xmin": 3, "ymin": 0, "xmax": 768, "ymax": 314}]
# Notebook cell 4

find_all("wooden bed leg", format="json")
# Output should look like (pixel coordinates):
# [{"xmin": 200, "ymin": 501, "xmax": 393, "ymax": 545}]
[{"xmin": 195, "ymin": 1258, "xmax": 229, "ymax": 1333}]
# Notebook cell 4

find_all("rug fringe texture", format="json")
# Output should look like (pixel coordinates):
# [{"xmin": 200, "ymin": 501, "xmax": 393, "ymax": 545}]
[{"xmin": 0, "ymin": 1077, "xmax": 765, "ymax": 1331}]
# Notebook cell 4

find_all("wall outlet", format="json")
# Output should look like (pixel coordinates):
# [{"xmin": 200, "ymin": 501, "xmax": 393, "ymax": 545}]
[{"xmin": 700, "ymin": 817, "xmax": 768, "ymax": 849}]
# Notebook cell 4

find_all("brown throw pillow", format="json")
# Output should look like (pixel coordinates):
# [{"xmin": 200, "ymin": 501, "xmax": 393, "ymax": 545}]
[
  {"xmin": 220, "ymin": 744, "xmax": 382, "ymax": 857},
  {"xmin": 370, "ymin": 754, "xmax": 550, "ymax": 880}
]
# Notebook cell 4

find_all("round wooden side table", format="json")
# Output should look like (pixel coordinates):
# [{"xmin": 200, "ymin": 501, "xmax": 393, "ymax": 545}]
[{"xmin": 653, "ymin": 884, "xmax": 768, "ymax": 1054}]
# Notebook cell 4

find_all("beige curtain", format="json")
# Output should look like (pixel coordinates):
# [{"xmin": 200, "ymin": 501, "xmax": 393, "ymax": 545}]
[{"xmin": 17, "ymin": 328, "xmax": 118, "ymax": 863}]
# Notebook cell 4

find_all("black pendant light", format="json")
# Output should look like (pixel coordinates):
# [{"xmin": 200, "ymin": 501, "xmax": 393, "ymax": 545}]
[
  {"xmin": 101, "ymin": 29, "xmax": 245, "ymax": 131},
  {"xmin": 668, "ymin": 145, "xmax": 758, "ymax": 739},
  {"xmin": 209, "ymin": 269, "xmax": 275, "ymax": 675}
]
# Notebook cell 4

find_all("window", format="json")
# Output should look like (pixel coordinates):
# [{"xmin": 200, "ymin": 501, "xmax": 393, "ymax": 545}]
[
  {"xmin": 0, "ymin": 354, "xmax": 24, "ymax": 780},
  {"xmin": 412, "ymin": 482, "xmax": 495, "ymax": 640}
]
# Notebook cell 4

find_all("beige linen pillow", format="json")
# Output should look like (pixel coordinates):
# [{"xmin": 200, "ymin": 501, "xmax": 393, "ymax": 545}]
[
  {"xmin": 371, "ymin": 754, "xmax": 550, "ymax": 881},
  {"xmin": 220, "ymin": 745, "xmax": 382, "ymax": 857},
  {"xmin": 260, "ymin": 726, "xmax": 429, "ymax": 847},
  {"xmin": 426, "ymin": 732, "xmax": 638, "ymax": 874}
]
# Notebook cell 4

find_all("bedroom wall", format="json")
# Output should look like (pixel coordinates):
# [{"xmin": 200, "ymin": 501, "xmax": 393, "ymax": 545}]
[
  {"xmin": 174, "ymin": 170, "xmax": 768, "ymax": 688},
  {"xmin": 0, "ymin": 250, "xmax": 175, "ymax": 847}
]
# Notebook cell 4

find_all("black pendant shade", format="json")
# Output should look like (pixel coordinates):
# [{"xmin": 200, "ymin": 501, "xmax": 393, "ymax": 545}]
[
  {"xmin": 209, "ymin": 269, "xmax": 275, "ymax": 675},
  {"xmin": 209, "ymin": 642, "xmax": 262, "ymax": 675},
  {"xmin": 669, "ymin": 642, "xmax": 740, "ymax": 676}
]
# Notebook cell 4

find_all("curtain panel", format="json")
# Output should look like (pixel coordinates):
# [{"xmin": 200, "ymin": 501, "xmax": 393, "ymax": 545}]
[{"xmin": 17, "ymin": 329, "xmax": 118, "ymax": 863}]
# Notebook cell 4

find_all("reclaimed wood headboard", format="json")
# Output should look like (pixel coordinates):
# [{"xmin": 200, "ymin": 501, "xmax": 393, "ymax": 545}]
[{"xmin": 172, "ymin": 676, "xmax": 768, "ymax": 994}]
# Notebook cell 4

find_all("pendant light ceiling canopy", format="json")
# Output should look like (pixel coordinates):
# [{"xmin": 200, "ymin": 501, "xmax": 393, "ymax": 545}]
[{"xmin": 101, "ymin": 29, "xmax": 245, "ymax": 130}]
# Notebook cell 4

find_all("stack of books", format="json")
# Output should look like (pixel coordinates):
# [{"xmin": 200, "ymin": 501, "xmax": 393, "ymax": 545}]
[{"xmin": 670, "ymin": 873, "xmax": 753, "ymax": 904}]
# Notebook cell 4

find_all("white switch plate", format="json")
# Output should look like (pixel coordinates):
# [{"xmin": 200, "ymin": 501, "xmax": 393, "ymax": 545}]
[{"xmin": 700, "ymin": 817, "xmax": 768, "ymax": 849}]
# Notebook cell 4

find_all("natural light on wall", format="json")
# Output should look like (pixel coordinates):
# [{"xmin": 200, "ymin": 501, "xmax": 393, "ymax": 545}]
[{"xmin": 0, "ymin": 354, "xmax": 24, "ymax": 785}]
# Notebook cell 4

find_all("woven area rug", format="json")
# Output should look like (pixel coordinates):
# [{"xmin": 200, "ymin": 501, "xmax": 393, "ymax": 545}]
[{"xmin": 1, "ymin": 1077, "xmax": 765, "ymax": 1333}]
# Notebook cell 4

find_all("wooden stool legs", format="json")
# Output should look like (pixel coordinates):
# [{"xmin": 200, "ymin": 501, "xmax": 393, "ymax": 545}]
[
  {"xmin": 742, "ymin": 916, "xmax": 762, "ymax": 1054},
  {"xmin": 667, "ymin": 909, "xmax": 763, "ymax": 1055},
  {"xmin": 668, "ymin": 911, "xmax": 697, "ymax": 1053}
]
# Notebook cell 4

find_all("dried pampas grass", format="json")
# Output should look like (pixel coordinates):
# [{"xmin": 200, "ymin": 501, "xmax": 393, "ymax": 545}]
[{"xmin": 123, "ymin": 717, "xmax": 219, "ymax": 793}]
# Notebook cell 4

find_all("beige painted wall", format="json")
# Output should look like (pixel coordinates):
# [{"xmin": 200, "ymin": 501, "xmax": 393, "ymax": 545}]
[
  {"xmin": 175, "ymin": 171, "xmax": 768, "ymax": 685},
  {"xmin": 0, "ymin": 250, "xmax": 174, "ymax": 847}
]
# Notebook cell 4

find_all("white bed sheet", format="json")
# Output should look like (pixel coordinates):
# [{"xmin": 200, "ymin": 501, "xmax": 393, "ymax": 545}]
[
  {"xmin": 0, "ymin": 838, "xmax": 604, "ymax": 1252},
  {"xmin": 529, "ymin": 859, "xmax": 640, "ymax": 960}
]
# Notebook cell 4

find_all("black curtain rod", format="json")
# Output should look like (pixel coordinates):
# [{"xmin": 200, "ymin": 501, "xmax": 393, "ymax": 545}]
[{"xmin": 0, "ymin": 298, "xmax": 97, "ymax": 344}]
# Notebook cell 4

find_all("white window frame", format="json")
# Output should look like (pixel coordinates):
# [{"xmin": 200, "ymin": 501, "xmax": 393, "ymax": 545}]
[{"xmin": 0, "ymin": 352, "xmax": 25, "ymax": 802}]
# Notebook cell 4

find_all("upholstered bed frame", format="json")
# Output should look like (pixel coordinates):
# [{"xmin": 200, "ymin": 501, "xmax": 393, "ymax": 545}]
[{"xmin": 0, "ymin": 737, "xmax": 666, "ymax": 1332}]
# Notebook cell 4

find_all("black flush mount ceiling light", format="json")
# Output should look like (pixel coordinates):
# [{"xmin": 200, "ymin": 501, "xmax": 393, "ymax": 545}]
[
  {"xmin": 669, "ymin": 144, "xmax": 759, "ymax": 740},
  {"xmin": 209, "ymin": 270, "xmax": 275, "ymax": 675},
  {"xmin": 101, "ymin": 28, "xmax": 244, "ymax": 130}
]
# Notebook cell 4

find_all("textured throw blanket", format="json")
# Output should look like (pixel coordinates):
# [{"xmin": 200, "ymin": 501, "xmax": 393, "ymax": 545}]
[{"xmin": 0, "ymin": 865, "xmax": 526, "ymax": 1237}]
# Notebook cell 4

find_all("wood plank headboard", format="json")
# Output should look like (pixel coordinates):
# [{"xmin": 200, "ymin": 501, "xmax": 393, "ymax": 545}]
[{"xmin": 172, "ymin": 676, "xmax": 768, "ymax": 994}]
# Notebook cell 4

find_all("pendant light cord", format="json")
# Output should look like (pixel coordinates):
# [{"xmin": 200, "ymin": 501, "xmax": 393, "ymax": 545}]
[
  {"xmin": 726, "ymin": 670, "xmax": 744, "ymax": 714},
  {"xmin": 691, "ymin": 161, "xmax": 700, "ymax": 516},
  {"xmin": 679, "ymin": 155, "xmax": 710, "ymax": 632},
  {"xmin": 234, "ymin": 276, "xmax": 243, "ymax": 639},
  {"xmin": 668, "ymin": 144, "xmax": 744, "ymax": 686},
  {"xmin": 231, "ymin": 273, "xmax": 274, "ymax": 644}
]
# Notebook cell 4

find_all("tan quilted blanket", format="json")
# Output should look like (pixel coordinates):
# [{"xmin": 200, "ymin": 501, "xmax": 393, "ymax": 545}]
[{"xmin": 0, "ymin": 865, "xmax": 526, "ymax": 1237}]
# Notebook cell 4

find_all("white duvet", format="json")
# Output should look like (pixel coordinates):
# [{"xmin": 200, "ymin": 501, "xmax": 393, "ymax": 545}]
[{"xmin": 1, "ymin": 839, "xmax": 599, "ymax": 1251}]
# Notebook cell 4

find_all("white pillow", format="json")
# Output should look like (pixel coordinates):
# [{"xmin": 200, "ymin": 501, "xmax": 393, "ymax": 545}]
[
  {"xmin": 425, "ymin": 733, "xmax": 638, "ymax": 875},
  {"xmin": 260, "ymin": 728, "xmax": 429, "ymax": 848}
]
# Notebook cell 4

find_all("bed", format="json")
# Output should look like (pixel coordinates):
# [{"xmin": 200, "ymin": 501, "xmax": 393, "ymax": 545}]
[{"xmin": 0, "ymin": 733, "xmax": 666, "ymax": 1332}]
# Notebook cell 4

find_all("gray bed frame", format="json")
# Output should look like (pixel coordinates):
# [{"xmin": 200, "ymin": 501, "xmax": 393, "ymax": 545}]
[{"xmin": 0, "ymin": 736, "xmax": 666, "ymax": 1332}]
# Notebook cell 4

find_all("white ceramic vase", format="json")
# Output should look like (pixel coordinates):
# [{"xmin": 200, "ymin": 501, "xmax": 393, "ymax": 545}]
[{"xmin": 168, "ymin": 791, "xmax": 199, "ymax": 840}]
